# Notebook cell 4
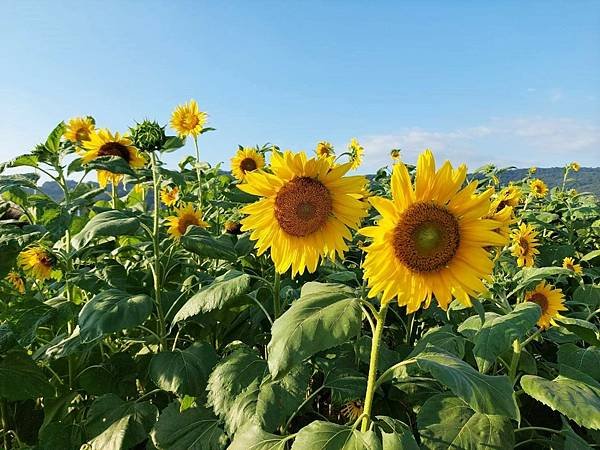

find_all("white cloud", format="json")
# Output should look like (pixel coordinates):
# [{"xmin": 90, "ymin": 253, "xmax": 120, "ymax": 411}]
[{"xmin": 359, "ymin": 116, "xmax": 600, "ymax": 171}]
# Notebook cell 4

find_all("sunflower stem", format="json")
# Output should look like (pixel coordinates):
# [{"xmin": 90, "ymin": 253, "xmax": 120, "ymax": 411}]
[
  {"xmin": 111, "ymin": 182, "xmax": 118, "ymax": 209},
  {"xmin": 508, "ymin": 338, "xmax": 522, "ymax": 382},
  {"xmin": 272, "ymin": 271, "xmax": 281, "ymax": 319},
  {"xmin": 150, "ymin": 152, "xmax": 167, "ymax": 352},
  {"xmin": 361, "ymin": 302, "xmax": 389, "ymax": 432},
  {"xmin": 1, "ymin": 399, "xmax": 10, "ymax": 449},
  {"xmin": 193, "ymin": 136, "xmax": 202, "ymax": 208}
]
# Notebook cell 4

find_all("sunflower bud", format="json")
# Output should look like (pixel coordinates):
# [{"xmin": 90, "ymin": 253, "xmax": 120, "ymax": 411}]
[{"xmin": 129, "ymin": 120, "xmax": 166, "ymax": 152}]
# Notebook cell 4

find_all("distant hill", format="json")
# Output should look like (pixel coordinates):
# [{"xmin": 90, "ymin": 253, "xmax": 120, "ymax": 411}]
[
  {"xmin": 38, "ymin": 166, "xmax": 600, "ymax": 200},
  {"xmin": 496, "ymin": 167, "xmax": 599, "ymax": 197}
]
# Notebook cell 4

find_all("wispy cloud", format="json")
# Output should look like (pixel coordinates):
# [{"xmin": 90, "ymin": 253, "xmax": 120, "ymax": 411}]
[{"xmin": 359, "ymin": 116, "xmax": 600, "ymax": 171}]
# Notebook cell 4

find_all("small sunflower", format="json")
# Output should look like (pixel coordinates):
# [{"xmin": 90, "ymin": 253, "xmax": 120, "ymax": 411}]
[
  {"xmin": 360, "ymin": 149, "xmax": 508, "ymax": 312},
  {"xmin": 170, "ymin": 99, "xmax": 207, "ymax": 138},
  {"xmin": 6, "ymin": 271, "xmax": 25, "ymax": 294},
  {"xmin": 570, "ymin": 162, "xmax": 580, "ymax": 172},
  {"xmin": 525, "ymin": 281, "xmax": 567, "ymax": 329},
  {"xmin": 562, "ymin": 257, "xmax": 583, "ymax": 275},
  {"xmin": 160, "ymin": 186, "xmax": 180, "ymax": 207},
  {"xmin": 341, "ymin": 400, "xmax": 364, "ymax": 422},
  {"xmin": 484, "ymin": 201, "xmax": 513, "ymax": 241},
  {"xmin": 63, "ymin": 116, "xmax": 95, "ymax": 142},
  {"xmin": 238, "ymin": 150, "xmax": 368, "ymax": 276},
  {"xmin": 497, "ymin": 185, "xmax": 521, "ymax": 209},
  {"xmin": 510, "ymin": 223, "xmax": 540, "ymax": 268},
  {"xmin": 530, "ymin": 179, "xmax": 548, "ymax": 198},
  {"xmin": 348, "ymin": 138, "xmax": 364, "ymax": 170},
  {"xmin": 230, "ymin": 148, "xmax": 265, "ymax": 181},
  {"xmin": 224, "ymin": 220, "xmax": 243, "ymax": 235},
  {"xmin": 390, "ymin": 149, "xmax": 401, "ymax": 161},
  {"xmin": 165, "ymin": 203, "xmax": 208, "ymax": 239},
  {"xmin": 315, "ymin": 141, "xmax": 335, "ymax": 164},
  {"xmin": 81, "ymin": 129, "xmax": 145, "ymax": 187},
  {"xmin": 17, "ymin": 247, "xmax": 55, "ymax": 281},
  {"xmin": 529, "ymin": 166, "xmax": 537, "ymax": 174}
]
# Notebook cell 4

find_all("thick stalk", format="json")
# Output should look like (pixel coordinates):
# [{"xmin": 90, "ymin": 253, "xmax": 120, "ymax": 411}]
[
  {"xmin": 361, "ymin": 303, "xmax": 389, "ymax": 432},
  {"xmin": 193, "ymin": 136, "xmax": 202, "ymax": 208},
  {"xmin": 508, "ymin": 338, "xmax": 521, "ymax": 382},
  {"xmin": 272, "ymin": 271, "xmax": 281, "ymax": 319},
  {"xmin": 150, "ymin": 153, "xmax": 167, "ymax": 351}
]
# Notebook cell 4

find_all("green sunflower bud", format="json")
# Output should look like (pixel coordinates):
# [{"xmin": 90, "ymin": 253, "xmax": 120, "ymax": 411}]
[{"xmin": 129, "ymin": 120, "xmax": 166, "ymax": 152}]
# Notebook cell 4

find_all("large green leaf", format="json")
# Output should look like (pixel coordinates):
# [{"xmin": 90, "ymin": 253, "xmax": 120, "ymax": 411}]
[
  {"xmin": 149, "ymin": 342, "xmax": 218, "ymax": 396},
  {"xmin": 573, "ymin": 285, "xmax": 600, "ymax": 308},
  {"xmin": 173, "ymin": 270, "xmax": 252, "ymax": 323},
  {"xmin": 409, "ymin": 325, "xmax": 466, "ymax": 359},
  {"xmin": 78, "ymin": 289, "xmax": 153, "ymax": 342},
  {"xmin": 228, "ymin": 424, "xmax": 290, "ymax": 450},
  {"xmin": 0, "ymin": 351, "xmax": 54, "ymax": 400},
  {"xmin": 557, "ymin": 344, "xmax": 600, "ymax": 382},
  {"xmin": 471, "ymin": 303, "xmax": 541, "ymax": 373},
  {"xmin": 417, "ymin": 393, "xmax": 514, "ymax": 450},
  {"xmin": 290, "ymin": 421, "xmax": 381, "ymax": 450},
  {"xmin": 267, "ymin": 283, "xmax": 362, "ymax": 378},
  {"xmin": 375, "ymin": 416, "xmax": 419, "ymax": 450},
  {"xmin": 556, "ymin": 317, "xmax": 600, "ymax": 346},
  {"xmin": 415, "ymin": 350, "xmax": 519, "ymax": 420},
  {"xmin": 84, "ymin": 394, "xmax": 157, "ymax": 450},
  {"xmin": 151, "ymin": 401, "xmax": 227, "ymax": 450},
  {"xmin": 72, "ymin": 210, "xmax": 140, "ymax": 249},
  {"xmin": 0, "ymin": 236, "xmax": 20, "ymax": 278},
  {"xmin": 181, "ymin": 226, "xmax": 238, "ymax": 261},
  {"xmin": 84, "ymin": 155, "xmax": 137, "ymax": 176},
  {"xmin": 521, "ymin": 366, "xmax": 600, "ymax": 430}
]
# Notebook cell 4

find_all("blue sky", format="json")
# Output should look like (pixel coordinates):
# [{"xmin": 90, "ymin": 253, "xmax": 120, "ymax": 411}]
[{"xmin": 1, "ymin": 0, "xmax": 599, "ymax": 173}]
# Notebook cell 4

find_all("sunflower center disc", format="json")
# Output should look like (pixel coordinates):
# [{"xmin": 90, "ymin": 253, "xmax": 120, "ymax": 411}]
[
  {"xmin": 178, "ymin": 214, "xmax": 199, "ymax": 235},
  {"xmin": 528, "ymin": 293, "xmax": 548, "ymax": 313},
  {"xmin": 519, "ymin": 237, "xmax": 530, "ymax": 253},
  {"xmin": 393, "ymin": 202, "xmax": 460, "ymax": 273},
  {"xmin": 240, "ymin": 157, "xmax": 258, "ymax": 173},
  {"xmin": 275, "ymin": 177, "xmax": 332, "ymax": 237},
  {"xmin": 98, "ymin": 142, "xmax": 131, "ymax": 161},
  {"xmin": 75, "ymin": 128, "xmax": 88, "ymax": 141}
]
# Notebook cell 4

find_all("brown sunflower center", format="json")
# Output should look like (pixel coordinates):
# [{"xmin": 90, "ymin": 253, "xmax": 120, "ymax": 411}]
[
  {"xmin": 38, "ymin": 255, "xmax": 53, "ymax": 268},
  {"xmin": 274, "ymin": 177, "xmax": 332, "ymax": 237},
  {"xmin": 183, "ymin": 115, "xmax": 199, "ymax": 129},
  {"xmin": 528, "ymin": 293, "xmax": 548, "ymax": 313},
  {"xmin": 178, "ymin": 214, "xmax": 200, "ymax": 235},
  {"xmin": 240, "ymin": 157, "xmax": 258, "ymax": 173},
  {"xmin": 75, "ymin": 127, "xmax": 90, "ymax": 141},
  {"xmin": 519, "ymin": 237, "xmax": 530, "ymax": 253},
  {"xmin": 393, "ymin": 202, "xmax": 460, "ymax": 273},
  {"xmin": 98, "ymin": 142, "xmax": 131, "ymax": 161}
]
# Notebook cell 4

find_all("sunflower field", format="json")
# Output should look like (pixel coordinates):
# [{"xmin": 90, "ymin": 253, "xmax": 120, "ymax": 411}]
[{"xmin": 1, "ymin": 101, "xmax": 599, "ymax": 450}]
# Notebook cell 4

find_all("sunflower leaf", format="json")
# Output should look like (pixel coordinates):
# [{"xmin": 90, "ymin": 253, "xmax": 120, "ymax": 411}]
[
  {"xmin": 78, "ymin": 289, "xmax": 153, "ymax": 342},
  {"xmin": 417, "ymin": 393, "xmax": 515, "ymax": 450},
  {"xmin": 267, "ymin": 283, "xmax": 362, "ymax": 379},
  {"xmin": 415, "ymin": 348, "xmax": 520, "ymax": 420},
  {"xmin": 181, "ymin": 226, "xmax": 238, "ymax": 261},
  {"xmin": 0, "ymin": 350, "xmax": 54, "ymax": 400},
  {"xmin": 72, "ymin": 210, "xmax": 140, "ymax": 249},
  {"xmin": 521, "ymin": 366, "xmax": 600, "ymax": 430},
  {"xmin": 290, "ymin": 421, "xmax": 381, "ymax": 450},
  {"xmin": 471, "ymin": 302, "xmax": 541, "ymax": 373}
]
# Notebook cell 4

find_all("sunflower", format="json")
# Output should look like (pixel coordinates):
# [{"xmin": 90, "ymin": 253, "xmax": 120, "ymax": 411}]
[
  {"xmin": 63, "ymin": 116, "xmax": 94, "ymax": 142},
  {"xmin": 525, "ymin": 281, "xmax": 567, "ymax": 329},
  {"xmin": 230, "ymin": 148, "xmax": 265, "ymax": 181},
  {"xmin": 529, "ymin": 166, "xmax": 537, "ymax": 174},
  {"xmin": 529, "ymin": 179, "xmax": 548, "ymax": 198},
  {"xmin": 484, "ymin": 201, "xmax": 513, "ymax": 241},
  {"xmin": 238, "ymin": 150, "xmax": 368, "ymax": 276},
  {"xmin": 160, "ymin": 186, "xmax": 180, "ymax": 207},
  {"xmin": 81, "ymin": 129, "xmax": 145, "ymax": 187},
  {"xmin": 6, "ymin": 271, "xmax": 25, "ymax": 294},
  {"xmin": 170, "ymin": 99, "xmax": 207, "ymax": 138},
  {"xmin": 348, "ymin": 138, "xmax": 364, "ymax": 170},
  {"xmin": 315, "ymin": 141, "xmax": 335, "ymax": 164},
  {"xmin": 570, "ymin": 162, "xmax": 580, "ymax": 172},
  {"xmin": 497, "ymin": 185, "xmax": 521, "ymax": 209},
  {"xmin": 510, "ymin": 223, "xmax": 540, "ymax": 268},
  {"xmin": 17, "ymin": 247, "xmax": 55, "ymax": 281},
  {"xmin": 360, "ymin": 150, "xmax": 507, "ymax": 312},
  {"xmin": 165, "ymin": 203, "xmax": 208, "ymax": 238},
  {"xmin": 390, "ymin": 149, "xmax": 401, "ymax": 161},
  {"xmin": 562, "ymin": 257, "xmax": 583, "ymax": 275},
  {"xmin": 341, "ymin": 400, "xmax": 364, "ymax": 422}
]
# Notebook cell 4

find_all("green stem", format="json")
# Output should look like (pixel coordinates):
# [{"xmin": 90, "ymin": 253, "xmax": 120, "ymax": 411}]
[
  {"xmin": 150, "ymin": 153, "xmax": 167, "ymax": 351},
  {"xmin": 1, "ymin": 399, "xmax": 10, "ymax": 450},
  {"xmin": 374, "ymin": 358, "xmax": 418, "ymax": 390},
  {"xmin": 515, "ymin": 426, "xmax": 560, "ymax": 434},
  {"xmin": 193, "ymin": 136, "xmax": 202, "ymax": 208},
  {"xmin": 361, "ymin": 303, "xmax": 389, "ymax": 432},
  {"xmin": 508, "ymin": 338, "xmax": 521, "ymax": 382},
  {"xmin": 272, "ymin": 271, "xmax": 281, "ymax": 319},
  {"xmin": 111, "ymin": 182, "xmax": 118, "ymax": 209}
]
